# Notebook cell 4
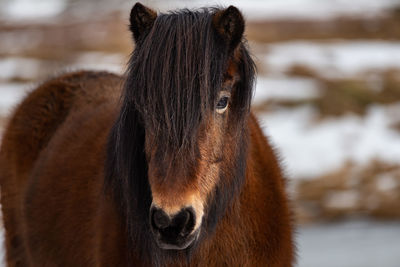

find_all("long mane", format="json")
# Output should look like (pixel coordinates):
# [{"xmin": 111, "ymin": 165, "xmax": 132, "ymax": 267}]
[{"xmin": 105, "ymin": 7, "xmax": 255, "ymax": 265}]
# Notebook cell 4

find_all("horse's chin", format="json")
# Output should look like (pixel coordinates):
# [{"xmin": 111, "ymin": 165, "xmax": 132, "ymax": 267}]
[{"xmin": 156, "ymin": 229, "xmax": 200, "ymax": 251}]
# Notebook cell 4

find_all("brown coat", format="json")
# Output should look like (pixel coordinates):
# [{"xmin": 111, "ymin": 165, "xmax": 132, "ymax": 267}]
[{"xmin": 0, "ymin": 71, "xmax": 294, "ymax": 266}]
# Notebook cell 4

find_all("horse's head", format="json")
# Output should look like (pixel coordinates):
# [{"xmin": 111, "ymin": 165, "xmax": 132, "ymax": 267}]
[{"xmin": 109, "ymin": 3, "xmax": 255, "ymax": 253}]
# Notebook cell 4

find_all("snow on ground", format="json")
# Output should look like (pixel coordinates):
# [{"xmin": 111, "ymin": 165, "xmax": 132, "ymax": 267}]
[
  {"xmin": 0, "ymin": 53, "xmax": 125, "ymax": 116},
  {"xmin": 257, "ymin": 103, "xmax": 400, "ymax": 179},
  {"xmin": 0, "ymin": 0, "xmax": 66, "ymax": 20},
  {"xmin": 0, "ymin": 58, "xmax": 43, "ymax": 81},
  {"xmin": 252, "ymin": 76, "xmax": 320, "ymax": 105},
  {"xmin": 252, "ymin": 40, "xmax": 400, "ymax": 178},
  {"xmin": 0, "ymin": 54, "xmax": 126, "ymax": 84},
  {"xmin": 1, "ymin": 57, "xmax": 400, "ymax": 181},
  {"xmin": 72, "ymin": 52, "xmax": 126, "ymax": 75},
  {"xmin": 0, "ymin": 83, "xmax": 32, "ymax": 115},
  {"xmin": 297, "ymin": 221, "xmax": 400, "ymax": 267},
  {"xmin": 0, "ymin": 53, "xmax": 124, "ymax": 116},
  {"xmin": 261, "ymin": 41, "xmax": 400, "ymax": 78}
]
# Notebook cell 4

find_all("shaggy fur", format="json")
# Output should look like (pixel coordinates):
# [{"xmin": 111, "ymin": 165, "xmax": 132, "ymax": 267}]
[{"xmin": 0, "ymin": 3, "xmax": 295, "ymax": 267}]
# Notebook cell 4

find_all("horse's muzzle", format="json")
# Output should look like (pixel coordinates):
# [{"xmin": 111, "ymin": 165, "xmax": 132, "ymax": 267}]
[{"xmin": 150, "ymin": 206, "xmax": 198, "ymax": 250}]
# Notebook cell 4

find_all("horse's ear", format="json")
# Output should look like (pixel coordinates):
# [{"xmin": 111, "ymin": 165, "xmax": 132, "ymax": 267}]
[
  {"xmin": 129, "ymin": 2, "xmax": 157, "ymax": 42},
  {"xmin": 212, "ymin": 6, "xmax": 244, "ymax": 50}
]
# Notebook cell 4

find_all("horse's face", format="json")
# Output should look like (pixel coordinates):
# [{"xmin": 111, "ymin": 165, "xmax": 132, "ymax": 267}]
[
  {"xmin": 145, "ymin": 72, "xmax": 239, "ymax": 250},
  {"xmin": 129, "ymin": 3, "xmax": 248, "ymax": 250}
]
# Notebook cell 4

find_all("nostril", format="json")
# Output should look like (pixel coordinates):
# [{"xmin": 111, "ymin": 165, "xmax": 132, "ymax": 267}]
[
  {"xmin": 150, "ymin": 206, "xmax": 197, "ymax": 243},
  {"xmin": 172, "ymin": 209, "xmax": 190, "ymax": 228},
  {"xmin": 152, "ymin": 208, "xmax": 171, "ymax": 230},
  {"xmin": 186, "ymin": 208, "xmax": 195, "ymax": 231},
  {"xmin": 183, "ymin": 210, "xmax": 191, "ymax": 226},
  {"xmin": 172, "ymin": 208, "xmax": 195, "ymax": 234}
]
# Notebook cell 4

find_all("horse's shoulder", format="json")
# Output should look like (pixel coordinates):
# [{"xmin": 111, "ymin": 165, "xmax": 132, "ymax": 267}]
[{"xmin": 1, "ymin": 71, "xmax": 121, "ymax": 178}]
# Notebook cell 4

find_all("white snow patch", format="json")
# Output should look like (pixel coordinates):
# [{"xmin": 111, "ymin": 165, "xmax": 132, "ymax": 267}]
[
  {"xmin": 324, "ymin": 190, "xmax": 360, "ymax": 210},
  {"xmin": 262, "ymin": 41, "xmax": 400, "ymax": 78},
  {"xmin": 0, "ymin": 83, "xmax": 32, "ymax": 115},
  {"xmin": 0, "ymin": 58, "xmax": 42, "ymax": 81},
  {"xmin": 1, "ymin": 0, "xmax": 66, "ymax": 20},
  {"xmin": 253, "ymin": 76, "xmax": 319, "ymax": 104},
  {"xmin": 258, "ymin": 103, "xmax": 400, "ymax": 179},
  {"xmin": 376, "ymin": 174, "xmax": 398, "ymax": 192},
  {"xmin": 71, "ymin": 52, "xmax": 126, "ymax": 75}
]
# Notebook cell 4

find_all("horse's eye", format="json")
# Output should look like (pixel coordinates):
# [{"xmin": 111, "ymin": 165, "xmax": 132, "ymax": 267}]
[{"xmin": 216, "ymin": 96, "xmax": 229, "ymax": 113}]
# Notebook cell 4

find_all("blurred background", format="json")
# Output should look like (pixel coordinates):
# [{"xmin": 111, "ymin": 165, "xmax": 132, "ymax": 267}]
[{"xmin": 1, "ymin": 0, "xmax": 400, "ymax": 266}]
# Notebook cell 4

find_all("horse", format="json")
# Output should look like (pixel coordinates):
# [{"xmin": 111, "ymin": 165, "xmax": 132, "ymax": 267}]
[{"xmin": 0, "ymin": 3, "xmax": 295, "ymax": 266}]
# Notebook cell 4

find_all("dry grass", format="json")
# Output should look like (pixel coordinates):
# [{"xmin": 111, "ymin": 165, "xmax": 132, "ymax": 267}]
[
  {"xmin": 0, "ymin": 12, "xmax": 132, "ymax": 61},
  {"xmin": 391, "ymin": 121, "xmax": 400, "ymax": 133},
  {"xmin": 253, "ymin": 69, "xmax": 400, "ymax": 117},
  {"xmin": 246, "ymin": 14, "xmax": 400, "ymax": 43},
  {"xmin": 315, "ymin": 71, "xmax": 400, "ymax": 117},
  {"xmin": 285, "ymin": 64, "xmax": 318, "ymax": 78},
  {"xmin": 295, "ymin": 160, "xmax": 400, "ymax": 223},
  {"xmin": 315, "ymin": 79, "xmax": 377, "ymax": 116}
]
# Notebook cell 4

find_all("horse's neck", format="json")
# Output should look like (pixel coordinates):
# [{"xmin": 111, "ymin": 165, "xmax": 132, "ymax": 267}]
[
  {"xmin": 192, "ymin": 178, "xmax": 256, "ymax": 265},
  {"xmin": 196, "ymin": 114, "xmax": 292, "ymax": 265}
]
